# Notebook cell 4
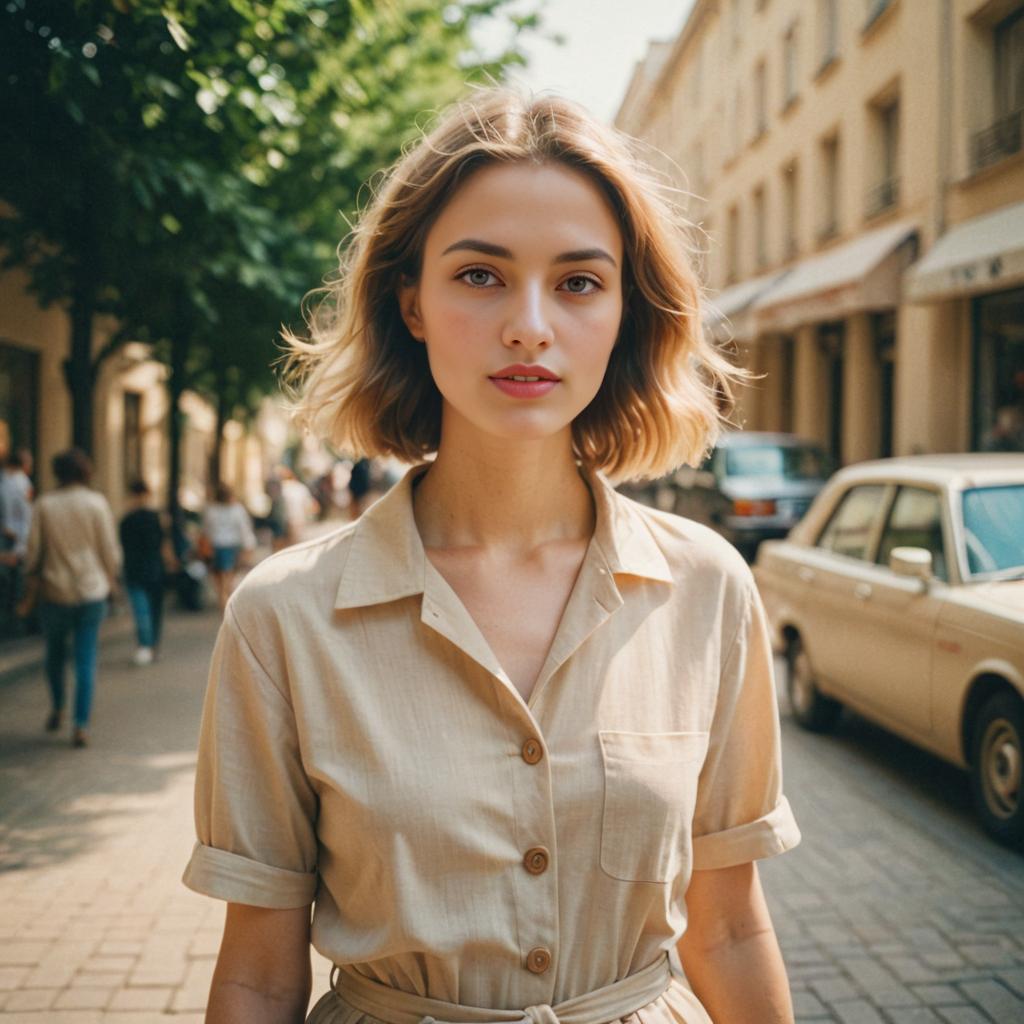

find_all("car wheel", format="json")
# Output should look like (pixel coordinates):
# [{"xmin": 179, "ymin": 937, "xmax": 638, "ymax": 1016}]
[
  {"xmin": 785, "ymin": 635, "xmax": 842, "ymax": 732},
  {"xmin": 970, "ymin": 691, "xmax": 1024, "ymax": 846}
]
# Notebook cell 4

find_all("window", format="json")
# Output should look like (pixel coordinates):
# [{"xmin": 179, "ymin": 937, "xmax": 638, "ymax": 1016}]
[
  {"xmin": 819, "ymin": 133, "xmax": 840, "ymax": 241},
  {"xmin": 818, "ymin": 0, "xmax": 839, "ymax": 66},
  {"xmin": 123, "ymin": 392, "xmax": 142, "ymax": 490},
  {"xmin": 863, "ymin": 0, "xmax": 892, "ymax": 34},
  {"xmin": 783, "ymin": 21, "xmax": 799, "ymax": 107},
  {"xmin": 782, "ymin": 160, "xmax": 798, "ymax": 258},
  {"xmin": 876, "ymin": 487, "xmax": 947, "ymax": 581},
  {"xmin": 754, "ymin": 61, "xmax": 768, "ymax": 136},
  {"xmin": 753, "ymin": 186, "xmax": 767, "ymax": 269},
  {"xmin": 866, "ymin": 95, "xmax": 900, "ymax": 216},
  {"xmin": 974, "ymin": 7, "xmax": 1024, "ymax": 171},
  {"xmin": 817, "ymin": 484, "xmax": 888, "ymax": 560},
  {"xmin": 963, "ymin": 485, "xmax": 1024, "ymax": 576},
  {"xmin": 727, "ymin": 204, "xmax": 741, "ymax": 283}
]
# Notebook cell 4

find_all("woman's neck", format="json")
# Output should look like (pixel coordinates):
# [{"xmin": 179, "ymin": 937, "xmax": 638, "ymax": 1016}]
[{"xmin": 412, "ymin": 419, "xmax": 595, "ymax": 555}]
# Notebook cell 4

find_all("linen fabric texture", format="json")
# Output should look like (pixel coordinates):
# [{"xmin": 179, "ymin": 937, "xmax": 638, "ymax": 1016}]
[{"xmin": 183, "ymin": 465, "xmax": 800, "ymax": 1024}]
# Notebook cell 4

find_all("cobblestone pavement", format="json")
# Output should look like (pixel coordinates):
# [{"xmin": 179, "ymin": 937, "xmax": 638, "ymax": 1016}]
[{"xmin": 0, "ymin": 600, "xmax": 1022, "ymax": 1022}]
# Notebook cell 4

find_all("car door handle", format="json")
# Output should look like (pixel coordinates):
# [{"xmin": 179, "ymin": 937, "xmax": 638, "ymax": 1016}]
[
  {"xmin": 797, "ymin": 567, "xmax": 815, "ymax": 582},
  {"xmin": 854, "ymin": 583, "xmax": 872, "ymax": 601}
]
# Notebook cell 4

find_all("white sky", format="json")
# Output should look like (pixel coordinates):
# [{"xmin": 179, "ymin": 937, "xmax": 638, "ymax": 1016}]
[{"xmin": 486, "ymin": 0, "xmax": 695, "ymax": 123}]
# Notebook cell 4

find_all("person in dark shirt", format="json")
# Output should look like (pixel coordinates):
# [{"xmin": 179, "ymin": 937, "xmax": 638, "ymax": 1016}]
[{"xmin": 119, "ymin": 479, "xmax": 168, "ymax": 665}]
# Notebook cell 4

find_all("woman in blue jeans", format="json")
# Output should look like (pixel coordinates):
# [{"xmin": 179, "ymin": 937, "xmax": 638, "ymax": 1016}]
[{"xmin": 24, "ymin": 449, "xmax": 121, "ymax": 748}]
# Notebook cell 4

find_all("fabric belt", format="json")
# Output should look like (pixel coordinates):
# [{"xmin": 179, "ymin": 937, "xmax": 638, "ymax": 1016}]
[{"xmin": 330, "ymin": 954, "xmax": 673, "ymax": 1024}]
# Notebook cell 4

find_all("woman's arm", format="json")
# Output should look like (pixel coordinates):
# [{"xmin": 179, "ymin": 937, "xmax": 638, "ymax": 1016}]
[
  {"xmin": 676, "ymin": 862, "xmax": 794, "ymax": 1024},
  {"xmin": 206, "ymin": 903, "xmax": 312, "ymax": 1024}
]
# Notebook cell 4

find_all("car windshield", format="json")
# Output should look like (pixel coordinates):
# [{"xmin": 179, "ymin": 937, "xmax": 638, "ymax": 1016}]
[
  {"xmin": 962, "ymin": 484, "xmax": 1024, "ymax": 578},
  {"xmin": 724, "ymin": 445, "xmax": 828, "ymax": 480}
]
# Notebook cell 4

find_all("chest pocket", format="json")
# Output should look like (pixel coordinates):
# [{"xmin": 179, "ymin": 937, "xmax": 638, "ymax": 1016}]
[{"xmin": 598, "ymin": 730, "xmax": 709, "ymax": 884}]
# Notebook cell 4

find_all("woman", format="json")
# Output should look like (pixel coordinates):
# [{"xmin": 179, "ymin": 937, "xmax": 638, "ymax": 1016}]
[
  {"xmin": 24, "ymin": 448, "xmax": 120, "ymax": 748},
  {"xmin": 184, "ymin": 91, "xmax": 801, "ymax": 1024},
  {"xmin": 199, "ymin": 482, "xmax": 256, "ymax": 610}
]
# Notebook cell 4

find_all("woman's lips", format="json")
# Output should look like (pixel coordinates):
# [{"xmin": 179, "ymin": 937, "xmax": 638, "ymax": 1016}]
[{"xmin": 489, "ymin": 377, "xmax": 559, "ymax": 398}]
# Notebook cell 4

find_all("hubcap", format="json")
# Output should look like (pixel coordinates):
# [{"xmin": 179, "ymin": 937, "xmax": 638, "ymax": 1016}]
[{"xmin": 981, "ymin": 717, "xmax": 1022, "ymax": 820}]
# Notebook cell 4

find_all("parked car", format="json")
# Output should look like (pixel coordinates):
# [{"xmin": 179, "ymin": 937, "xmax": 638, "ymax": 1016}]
[
  {"xmin": 651, "ymin": 432, "xmax": 831, "ymax": 560},
  {"xmin": 753, "ymin": 453, "xmax": 1024, "ymax": 844}
]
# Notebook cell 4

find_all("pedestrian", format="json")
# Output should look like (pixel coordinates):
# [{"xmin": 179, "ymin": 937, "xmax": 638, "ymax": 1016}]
[
  {"xmin": 346, "ymin": 456, "xmax": 372, "ymax": 519},
  {"xmin": 184, "ymin": 91, "xmax": 801, "ymax": 1024},
  {"xmin": 0, "ymin": 448, "xmax": 34, "ymax": 634},
  {"xmin": 23, "ymin": 448, "xmax": 120, "ymax": 748},
  {"xmin": 199, "ymin": 482, "xmax": 256, "ymax": 611},
  {"xmin": 119, "ymin": 478, "xmax": 170, "ymax": 665},
  {"xmin": 278, "ymin": 465, "xmax": 318, "ymax": 544}
]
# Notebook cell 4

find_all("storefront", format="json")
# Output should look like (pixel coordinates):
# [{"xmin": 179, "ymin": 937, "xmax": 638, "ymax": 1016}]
[
  {"xmin": 0, "ymin": 339, "xmax": 39, "ymax": 464},
  {"xmin": 907, "ymin": 199, "xmax": 1024, "ymax": 453}
]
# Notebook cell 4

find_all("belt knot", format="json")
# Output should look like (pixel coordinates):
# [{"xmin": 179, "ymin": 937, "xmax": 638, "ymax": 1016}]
[{"xmin": 524, "ymin": 1005, "xmax": 560, "ymax": 1024}]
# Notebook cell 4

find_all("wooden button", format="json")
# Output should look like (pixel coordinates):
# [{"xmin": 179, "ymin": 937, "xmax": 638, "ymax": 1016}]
[
  {"xmin": 523, "ymin": 846, "xmax": 550, "ymax": 875},
  {"xmin": 521, "ymin": 738, "xmax": 543, "ymax": 764},
  {"xmin": 526, "ymin": 946, "xmax": 552, "ymax": 974}
]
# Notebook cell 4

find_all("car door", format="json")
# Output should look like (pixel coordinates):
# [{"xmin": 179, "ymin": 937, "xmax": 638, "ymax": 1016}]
[
  {"xmin": 791, "ymin": 482, "xmax": 893, "ymax": 692},
  {"xmin": 837, "ymin": 485, "xmax": 948, "ymax": 737}
]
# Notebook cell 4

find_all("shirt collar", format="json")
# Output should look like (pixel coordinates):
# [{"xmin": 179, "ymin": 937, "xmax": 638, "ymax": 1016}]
[{"xmin": 334, "ymin": 463, "xmax": 674, "ymax": 611}]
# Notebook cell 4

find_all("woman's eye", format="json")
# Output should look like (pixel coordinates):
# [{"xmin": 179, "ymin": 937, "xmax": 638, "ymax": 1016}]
[
  {"xmin": 460, "ymin": 268, "xmax": 499, "ymax": 287},
  {"xmin": 560, "ymin": 275, "xmax": 599, "ymax": 294}
]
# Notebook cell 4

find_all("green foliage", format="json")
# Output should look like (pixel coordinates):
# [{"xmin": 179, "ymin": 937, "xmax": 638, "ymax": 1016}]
[{"xmin": 0, "ymin": 0, "xmax": 538, "ymax": 426}]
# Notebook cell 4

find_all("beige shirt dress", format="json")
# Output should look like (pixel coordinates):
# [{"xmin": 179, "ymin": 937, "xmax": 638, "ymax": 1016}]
[{"xmin": 183, "ymin": 465, "xmax": 800, "ymax": 1024}]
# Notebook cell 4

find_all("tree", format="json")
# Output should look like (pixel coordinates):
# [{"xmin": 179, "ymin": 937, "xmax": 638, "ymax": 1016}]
[{"xmin": 0, "ymin": 0, "xmax": 539, "ymax": 475}]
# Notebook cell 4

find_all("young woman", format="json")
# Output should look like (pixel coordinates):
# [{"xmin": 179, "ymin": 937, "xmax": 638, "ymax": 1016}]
[
  {"xmin": 24, "ymin": 448, "xmax": 120, "ymax": 748},
  {"xmin": 183, "ymin": 90, "xmax": 801, "ymax": 1024},
  {"xmin": 199, "ymin": 482, "xmax": 256, "ymax": 610}
]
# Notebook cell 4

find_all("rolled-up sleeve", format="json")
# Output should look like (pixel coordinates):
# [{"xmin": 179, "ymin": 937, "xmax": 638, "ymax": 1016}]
[
  {"xmin": 691, "ymin": 581, "xmax": 801, "ymax": 870},
  {"xmin": 182, "ymin": 604, "xmax": 319, "ymax": 908}
]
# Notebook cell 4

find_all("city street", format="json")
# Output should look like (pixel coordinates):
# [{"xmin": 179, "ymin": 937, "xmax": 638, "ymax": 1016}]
[{"xmin": 0, "ymin": 599, "xmax": 1022, "ymax": 1023}]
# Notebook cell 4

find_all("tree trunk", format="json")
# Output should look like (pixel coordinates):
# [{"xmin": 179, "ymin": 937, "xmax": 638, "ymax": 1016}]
[
  {"xmin": 211, "ymin": 363, "xmax": 228, "ymax": 487},
  {"xmin": 64, "ymin": 267, "xmax": 96, "ymax": 454}
]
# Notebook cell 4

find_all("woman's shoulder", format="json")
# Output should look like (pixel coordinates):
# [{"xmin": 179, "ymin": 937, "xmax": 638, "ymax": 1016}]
[{"xmin": 227, "ymin": 519, "xmax": 360, "ymax": 627}]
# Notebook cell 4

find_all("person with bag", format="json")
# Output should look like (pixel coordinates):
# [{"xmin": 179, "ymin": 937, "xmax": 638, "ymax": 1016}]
[{"xmin": 23, "ymin": 448, "xmax": 121, "ymax": 748}]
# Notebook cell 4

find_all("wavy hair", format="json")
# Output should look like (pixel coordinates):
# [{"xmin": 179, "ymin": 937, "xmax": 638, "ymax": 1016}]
[{"xmin": 283, "ymin": 89, "xmax": 745, "ymax": 481}]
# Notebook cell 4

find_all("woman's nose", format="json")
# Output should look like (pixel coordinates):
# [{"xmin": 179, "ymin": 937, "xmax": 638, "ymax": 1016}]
[{"xmin": 501, "ymin": 283, "xmax": 553, "ymax": 351}]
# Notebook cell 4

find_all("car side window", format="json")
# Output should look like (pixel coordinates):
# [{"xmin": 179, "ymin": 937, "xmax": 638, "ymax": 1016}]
[
  {"xmin": 816, "ymin": 484, "xmax": 888, "ymax": 560},
  {"xmin": 876, "ymin": 486, "xmax": 948, "ymax": 581}
]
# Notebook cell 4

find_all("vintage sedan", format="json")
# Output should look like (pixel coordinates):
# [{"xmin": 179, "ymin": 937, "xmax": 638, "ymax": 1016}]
[{"xmin": 753, "ymin": 454, "xmax": 1024, "ymax": 845}]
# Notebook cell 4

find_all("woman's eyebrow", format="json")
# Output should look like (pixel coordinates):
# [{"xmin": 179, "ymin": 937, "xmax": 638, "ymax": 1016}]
[{"xmin": 440, "ymin": 238, "xmax": 618, "ymax": 267}]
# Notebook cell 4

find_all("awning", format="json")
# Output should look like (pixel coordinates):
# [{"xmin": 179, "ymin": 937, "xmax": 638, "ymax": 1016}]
[
  {"xmin": 750, "ymin": 220, "xmax": 918, "ymax": 332},
  {"xmin": 906, "ymin": 200, "xmax": 1024, "ymax": 302},
  {"xmin": 704, "ymin": 269, "xmax": 790, "ymax": 342}
]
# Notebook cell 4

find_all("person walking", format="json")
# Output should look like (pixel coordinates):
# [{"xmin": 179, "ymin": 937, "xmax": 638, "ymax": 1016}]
[
  {"xmin": 0, "ymin": 448, "xmax": 34, "ymax": 634},
  {"xmin": 184, "ymin": 91, "xmax": 801, "ymax": 1024},
  {"xmin": 24, "ymin": 448, "xmax": 120, "ymax": 748},
  {"xmin": 199, "ymin": 482, "xmax": 256, "ymax": 611},
  {"xmin": 119, "ymin": 479, "xmax": 169, "ymax": 665}
]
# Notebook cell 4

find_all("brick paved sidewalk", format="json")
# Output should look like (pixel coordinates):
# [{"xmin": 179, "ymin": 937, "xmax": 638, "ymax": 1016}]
[{"xmin": 0, "ymin": 605, "xmax": 334, "ymax": 1021}]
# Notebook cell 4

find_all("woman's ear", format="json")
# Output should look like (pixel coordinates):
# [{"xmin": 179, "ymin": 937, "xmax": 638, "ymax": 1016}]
[{"xmin": 398, "ymin": 278, "xmax": 425, "ymax": 342}]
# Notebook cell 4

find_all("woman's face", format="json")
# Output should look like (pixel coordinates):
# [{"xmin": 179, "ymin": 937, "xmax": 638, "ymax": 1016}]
[{"xmin": 399, "ymin": 161, "xmax": 625, "ymax": 448}]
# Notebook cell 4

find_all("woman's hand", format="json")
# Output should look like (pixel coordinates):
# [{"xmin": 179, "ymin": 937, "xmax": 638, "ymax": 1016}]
[
  {"xmin": 206, "ymin": 903, "xmax": 312, "ymax": 1023},
  {"xmin": 676, "ymin": 862, "xmax": 794, "ymax": 1024}
]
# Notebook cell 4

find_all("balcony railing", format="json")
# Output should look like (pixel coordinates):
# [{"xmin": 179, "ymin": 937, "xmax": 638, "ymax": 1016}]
[
  {"xmin": 865, "ymin": 176, "xmax": 899, "ymax": 218},
  {"xmin": 971, "ymin": 109, "xmax": 1023, "ymax": 173}
]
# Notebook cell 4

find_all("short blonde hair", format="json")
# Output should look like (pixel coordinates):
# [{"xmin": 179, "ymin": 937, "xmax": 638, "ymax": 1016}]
[{"xmin": 284, "ymin": 89, "xmax": 744, "ymax": 481}]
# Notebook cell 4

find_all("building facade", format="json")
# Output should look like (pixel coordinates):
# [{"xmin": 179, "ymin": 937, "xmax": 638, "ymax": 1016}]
[{"xmin": 616, "ymin": 0, "xmax": 1024, "ymax": 464}]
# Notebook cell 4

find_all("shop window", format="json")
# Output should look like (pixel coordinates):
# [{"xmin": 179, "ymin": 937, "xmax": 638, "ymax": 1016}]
[
  {"xmin": 973, "ymin": 285, "xmax": 1024, "ymax": 452},
  {"xmin": 0, "ymin": 341, "xmax": 39, "ymax": 467},
  {"xmin": 819, "ymin": 321, "xmax": 845, "ymax": 465},
  {"xmin": 872, "ymin": 312, "xmax": 895, "ymax": 458}
]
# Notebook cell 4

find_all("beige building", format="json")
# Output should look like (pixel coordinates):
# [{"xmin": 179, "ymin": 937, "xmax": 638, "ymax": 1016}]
[
  {"xmin": 616, "ymin": 0, "xmax": 1024, "ymax": 464},
  {"xmin": 0, "ymin": 263, "xmax": 272, "ymax": 518}
]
